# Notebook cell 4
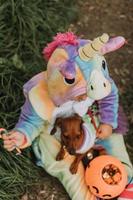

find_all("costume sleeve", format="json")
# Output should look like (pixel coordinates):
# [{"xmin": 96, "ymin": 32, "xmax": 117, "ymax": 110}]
[
  {"xmin": 98, "ymin": 79, "xmax": 119, "ymax": 129},
  {"xmin": 14, "ymin": 97, "xmax": 45, "ymax": 146}
]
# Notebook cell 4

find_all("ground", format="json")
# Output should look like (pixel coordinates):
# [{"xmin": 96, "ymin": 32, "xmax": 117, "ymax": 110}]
[{"xmin": 22, "ymin": 0, "xmax": 133, "ymax": 199}]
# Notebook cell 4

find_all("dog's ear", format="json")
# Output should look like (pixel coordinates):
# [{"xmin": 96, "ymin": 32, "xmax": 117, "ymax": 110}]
[
  {"xmin": 55, "ymin": 117, "xmax": 62, "ymax": 127},
  {"xmin": 50, "ymin": 117, "xmax": 62, "ymax": 135},
  {"xmin": 50, "ymin": 127, "xmax": 57, "ymax": 135}
]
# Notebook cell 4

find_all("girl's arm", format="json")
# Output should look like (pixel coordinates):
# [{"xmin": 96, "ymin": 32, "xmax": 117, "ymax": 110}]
[
  {"xmin": 98, "ymin": 79, "xmax": 119, "ymax": 129},
  {"xmin": 14, "ymin": 97, "xmax": 45, "ymax": 146}
]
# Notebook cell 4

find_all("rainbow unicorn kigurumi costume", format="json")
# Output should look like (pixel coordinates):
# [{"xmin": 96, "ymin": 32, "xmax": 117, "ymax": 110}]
[{"xmin": 12, "ymin": 33, "xmax": 133, "ymax": 200}]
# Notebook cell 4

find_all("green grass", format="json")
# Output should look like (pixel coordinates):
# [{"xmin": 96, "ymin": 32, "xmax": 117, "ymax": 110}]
[
  {"xmin": 0, "ymin": 0, "xmax": 77, "ymax": 72},
  {"xmin": 0, "ymin": 59, "xmax": 29, "ymax": 129},
  {"xmin": 0, "ymin": 145, "xmax": 41, "ymax": 200}
]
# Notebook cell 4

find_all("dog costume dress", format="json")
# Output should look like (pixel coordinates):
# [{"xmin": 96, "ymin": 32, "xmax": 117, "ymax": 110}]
[{"xmin": 14, "ymin": 33, "xmax": 133, "ymax": 200}]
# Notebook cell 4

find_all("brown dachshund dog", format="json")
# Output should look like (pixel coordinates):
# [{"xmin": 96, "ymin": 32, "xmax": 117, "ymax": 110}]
[{"xmin": 50, "ymin": 114, "xmax": 94, "ymax": 174}]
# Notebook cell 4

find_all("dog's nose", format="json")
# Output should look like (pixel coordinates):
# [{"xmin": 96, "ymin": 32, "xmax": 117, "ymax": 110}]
[{"xmin": 69, "ymin": 148, "xmax": 75, "ymax": 155}]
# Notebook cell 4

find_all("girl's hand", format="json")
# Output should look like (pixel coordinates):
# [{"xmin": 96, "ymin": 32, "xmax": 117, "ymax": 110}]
[
  {"xmin": 2, "ymin": 131, "xmax": 28, "ymax": 151},
  {"xmin": 96, "ymin": 124, "xmax": 113, "ymax": 140}
]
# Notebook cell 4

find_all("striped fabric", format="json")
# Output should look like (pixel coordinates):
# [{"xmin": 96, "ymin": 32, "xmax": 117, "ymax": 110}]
[{"xmin": 118, "ymin": 184, "xmax": 133, "ymax": 200}]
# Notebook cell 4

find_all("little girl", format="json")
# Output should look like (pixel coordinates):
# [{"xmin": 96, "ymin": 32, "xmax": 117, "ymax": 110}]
[{"xmin": 2, "ymin": 32, "xmax": 133, "ymax": 200}]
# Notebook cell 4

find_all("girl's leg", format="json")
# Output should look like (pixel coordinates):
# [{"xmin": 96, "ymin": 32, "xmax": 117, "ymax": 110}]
[{"xmin": 34, "ymin": 132, "xmax": 96, "ymax": 200}]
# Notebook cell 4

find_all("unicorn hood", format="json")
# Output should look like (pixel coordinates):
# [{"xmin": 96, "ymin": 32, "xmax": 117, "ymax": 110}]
[
  {"xmin": 44, "ymin": 32, "xmax": 125, "ymax": 102},
  {"xmin": 26, "ymin": 32, "xmax": 125, "ymax": 121}
]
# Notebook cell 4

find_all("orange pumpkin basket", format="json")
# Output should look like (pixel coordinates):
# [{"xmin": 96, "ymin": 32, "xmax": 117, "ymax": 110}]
[{"xmin": 85, "ymin": 155, "xmax": 127, "ymax": 199}]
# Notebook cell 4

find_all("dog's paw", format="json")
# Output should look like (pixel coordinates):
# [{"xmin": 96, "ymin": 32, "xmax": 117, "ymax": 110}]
[
  {"xmin": 70, "ymin": 163, "xmax": 78, "ymax": 174},
  {"xmin": 56, "ymin": 153, "xmax": 64, "ymax": 161}
]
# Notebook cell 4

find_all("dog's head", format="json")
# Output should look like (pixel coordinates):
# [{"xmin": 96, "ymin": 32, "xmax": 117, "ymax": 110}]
[{"xmin": 51, "ymin": 114, "xmax": 84, "ymax": 155}]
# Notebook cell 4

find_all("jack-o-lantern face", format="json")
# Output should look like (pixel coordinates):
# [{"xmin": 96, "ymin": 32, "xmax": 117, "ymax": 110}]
[{"xmin": 85, "ymin": 155, "xmax": 127, "ymax": 199}]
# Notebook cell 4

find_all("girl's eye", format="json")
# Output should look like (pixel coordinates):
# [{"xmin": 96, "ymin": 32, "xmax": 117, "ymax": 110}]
[
  {"xmin": 64, "ymin": 77, "xmax": 75, "ymax": 85},
  {"xmin": 102, "ymin": 60, "xmax": 106, "ymax": 70}
]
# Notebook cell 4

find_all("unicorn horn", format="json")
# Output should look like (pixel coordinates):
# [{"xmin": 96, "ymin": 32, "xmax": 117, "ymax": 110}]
[{"xmin": 78, "ymin": 33, "xmax": 109, "ymax": 61}]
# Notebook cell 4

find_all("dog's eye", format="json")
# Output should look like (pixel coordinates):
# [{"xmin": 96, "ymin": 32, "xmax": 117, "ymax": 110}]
[
  {"xmin": 64, "ymin": 134, "xmax": 69, "ymax": 139},
  {"xmin": 76, "ymin": 134, "xmax": 81, "ymax": 139}
]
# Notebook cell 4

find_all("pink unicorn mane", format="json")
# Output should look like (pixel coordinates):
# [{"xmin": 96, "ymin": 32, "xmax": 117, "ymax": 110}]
[{"xmin": 43, "ymin": 32, "xmax": 78, "ymax": 61}]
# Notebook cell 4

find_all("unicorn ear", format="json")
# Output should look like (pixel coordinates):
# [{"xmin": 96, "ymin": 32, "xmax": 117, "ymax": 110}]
[{"xmin": 100, "ymin": 36, "xmax": 126, "ymax": 55}]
